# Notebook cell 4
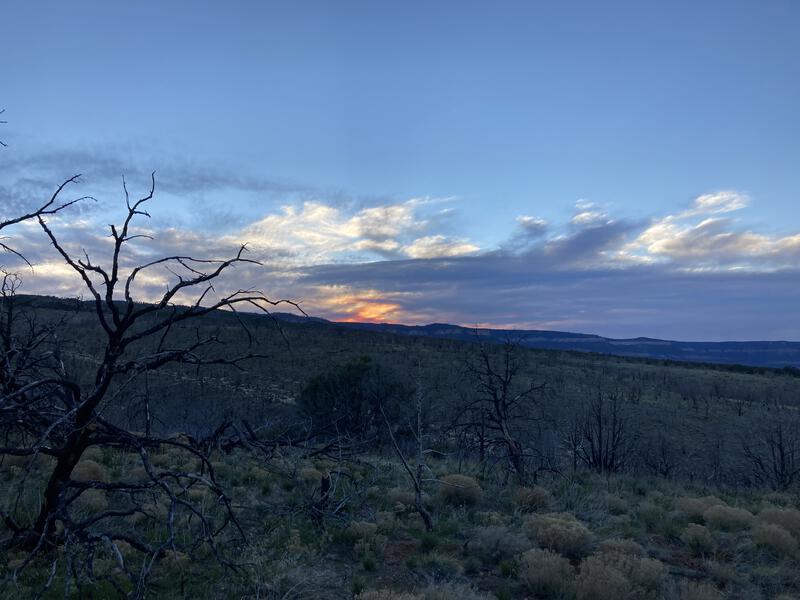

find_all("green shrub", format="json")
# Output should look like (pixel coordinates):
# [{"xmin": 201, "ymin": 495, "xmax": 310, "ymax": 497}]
[
  {"xmin": 438, "ymin": 475, "xmax": 482, "ymax": 506},
  {"xmin": 72, "ymin": 459, "xmax": 109, "ymax": 483},
  {"xmin": 74, "ymin": 489, "xmax": 108, "ymax": 512},
  {"xmin": 362, "ymin": 554, "xmax": 377, "ymax": 571},
  {"xmin": 753, "ymin": 522, "xmax": 798, "ymax": 557},
  {"xmin": 575, "ymin": 555, "xmax": 631, "ymax": 600},
  {"xmin": 758, "ymin": 507, "xmax": 800, "ymax": 538},
  {"xmin": 513, "ymin": 485, "xmax": 552, "ymax": 513},
  {"xmin": 525, "ymin": 513, "xmax": 593, "ymax": 558},
  {"xmin": 675, "ymin": 496, "xmax": 725, "ymax": 521},
  {"xmin": 702, "ymin": 505, "xmax": 753, "ymax": 531},
  {"xmin": 597, "ymin": 538, "xmax": 645, "ymax": 557},
  {"xmin": 604, "ymin": 493, "xmax": 628, "ymax": 515},
  {"xmin": 357, "ymin": 591, "xmax": 418, "ymax": 600},
  {"xmin": 678, "ymin": 581, "xmax": 724, "ymax": 600},
  {"xmin": 597, "ymin": 549, "xmax": 664, "ymax": 594},
  {"xmin": 419, "ymin": 582, "xmax": 492, "ymax": 600},
  {"xmin": 499, "ymin": 559, "xmax": 515, "ymax": 577},
  {"xmin": 418, "ymin": 532, "xmax": 438, "ymax": 553},
  {"xmin": 518, "ymin": 548, "xmax": 574, "ymax": 597},
  {"xmin": 469, "ymin": 525, "xmax": 531, "ymax": 564},
  {"xmin": 346, "ymin": 521, "xmax": 378, "ymax": 541},
  {"xmin": 680, "ymin": 524, "xmax": 715, "ymax": 557},
  {"xmin": 411, "ymin": 553, "xmax": 463, "ymax": 582}
]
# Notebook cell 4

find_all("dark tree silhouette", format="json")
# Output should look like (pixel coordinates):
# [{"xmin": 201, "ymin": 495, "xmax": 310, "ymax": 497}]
[{"xmin": 0, "ymin": 175, "xmax": 298, "ymax": 595}]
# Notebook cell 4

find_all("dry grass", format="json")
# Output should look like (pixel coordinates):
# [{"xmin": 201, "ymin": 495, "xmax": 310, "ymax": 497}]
[{"xmin": 525, "ymin": 512, "xmax": 593, "ymax": 558}]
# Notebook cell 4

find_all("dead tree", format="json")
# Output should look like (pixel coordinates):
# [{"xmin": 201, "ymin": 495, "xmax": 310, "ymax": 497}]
[
  {"xmin": 458, "ymin": 337, "xmax": 545, "ymax": 485},
  {"xmin": 0, "ymin": 174, "xmax": 90, "ymax": 263},
  {"xmin": 573, "ymin": 390, "xmax": 633, "ymax": 475},
  {"xmin": 742, "ymin": 411, "xmax": 800, "ymax": 491},
  {"xmin": 0, "ymin": 175, "xmax": 297, "ymax": 595},
  {"xmin": 381, "ymin": 361, "xmax": 434, "ymax": 532}
]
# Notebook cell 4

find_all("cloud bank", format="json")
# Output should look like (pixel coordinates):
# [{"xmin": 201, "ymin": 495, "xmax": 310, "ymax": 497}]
[{"xmin": 2, "ymin": 155, "xmax": 798, "ymax": 341}]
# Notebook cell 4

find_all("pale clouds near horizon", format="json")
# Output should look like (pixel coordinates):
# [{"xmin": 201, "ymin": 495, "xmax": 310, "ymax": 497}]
[{"xmin": 1, "ymin": 168, "xmax": 799, "ymax": 340}]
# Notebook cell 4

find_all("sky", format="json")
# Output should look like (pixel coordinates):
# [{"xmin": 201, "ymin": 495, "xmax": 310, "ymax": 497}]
[{"xmin": 1, "ymin": 1, "xmax": 799, "ymax": 340}]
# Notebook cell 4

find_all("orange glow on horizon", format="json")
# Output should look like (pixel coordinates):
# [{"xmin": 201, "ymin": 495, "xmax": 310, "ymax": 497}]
[{"xmin": 313, "ymin": 286, "xmax": 403, "ymax": 323}]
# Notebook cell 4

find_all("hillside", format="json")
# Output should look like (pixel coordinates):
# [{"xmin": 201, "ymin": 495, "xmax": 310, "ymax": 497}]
[
  {"xmin": 273, "ymin": 313, "xmax": 800, "ymax": 369},
  {"xmin": 4, "ymin": 294, "xmax": 800, "ymax": 598}
]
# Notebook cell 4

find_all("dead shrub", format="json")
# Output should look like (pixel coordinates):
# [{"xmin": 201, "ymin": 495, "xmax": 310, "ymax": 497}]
[
  {"xmin": 525, "ymin": 513, "xmax": 593, "ymax": 558},
  {"xmin": 753, "ymin": 522, "xmax": 798, "ymax": 557},
  {"xmin": 518, "ymin": 548, "xmax": 574, "ymax": 597},
  {"xmin": 513, "ymin": 485, "xmax": 552, "ymax": 513},
  {"xmin": 702, "ymin": 505, "xmax": 753, "ymax": 531},
  {"xmin": 438, "ymin": 475, "xmax": 482, "ymax": 506}
]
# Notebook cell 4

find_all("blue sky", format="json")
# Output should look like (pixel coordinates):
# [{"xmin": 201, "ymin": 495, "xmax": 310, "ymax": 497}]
[{"xmin": 2, "ymin": 1, "xmax": 800, "ymax": 340}]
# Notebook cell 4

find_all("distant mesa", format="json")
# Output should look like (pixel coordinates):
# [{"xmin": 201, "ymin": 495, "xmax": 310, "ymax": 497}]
[{"xmin": 272, "ymin": 313, "xmax": 800, "ymax": 370}]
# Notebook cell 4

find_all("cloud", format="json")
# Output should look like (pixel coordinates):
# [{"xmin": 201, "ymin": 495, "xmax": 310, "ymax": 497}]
[
  {"xmin": 404, "ymin": 235, "xmax": 479, "ymax": 259},
  {"xmin": 623, "ymin": 190, "xmax": 800, "ymax": 267},
  {"xmin": 516, "ymin": 216, "xmax": 548, "ymax": 237},
  {"xmin": 3, "ymin": 156, "xmax": 799, "ymax": 342},
  {"xmin": 230, "ymin": 200, "xmax": 477, "ymax": 264},
  {"xmin": 680, "ymin": 190, "xmax": 749, "ymax": 217}
]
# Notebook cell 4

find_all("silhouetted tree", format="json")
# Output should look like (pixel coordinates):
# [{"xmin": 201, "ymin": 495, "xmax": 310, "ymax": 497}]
[
  {"xmin": 458, "ymin": 338, "xmax": 546, "ymax": 484},
  {"xmin": 0, "ymin": 175, "xmax": 297, "ymax": 595}
]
